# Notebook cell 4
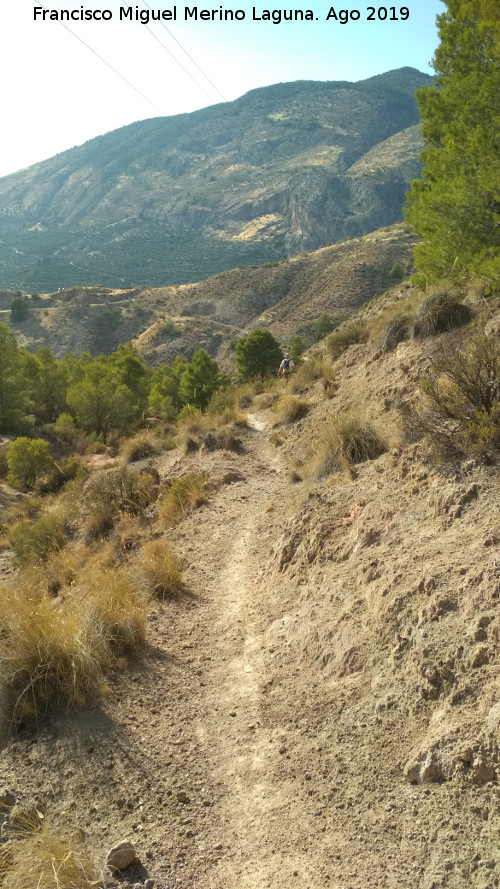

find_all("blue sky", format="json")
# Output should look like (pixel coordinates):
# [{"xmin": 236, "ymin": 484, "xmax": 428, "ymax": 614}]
[{"xmin": 0, "ymin": 1, "xmax": 443, "ymax": 178}]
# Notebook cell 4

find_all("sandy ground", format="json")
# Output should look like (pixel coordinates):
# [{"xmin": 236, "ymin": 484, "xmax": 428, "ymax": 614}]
[{"xmin": 1, "ymin": 343, "xmax": 500, "ymax": 889}]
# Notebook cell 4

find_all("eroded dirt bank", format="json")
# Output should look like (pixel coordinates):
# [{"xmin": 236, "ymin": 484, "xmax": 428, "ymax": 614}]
[{"xmin": 1, "ymin": 377, "xmax": 500, "ymax": 889}]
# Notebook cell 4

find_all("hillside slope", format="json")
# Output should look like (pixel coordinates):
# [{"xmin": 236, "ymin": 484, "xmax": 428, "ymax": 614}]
[
  {"xmin": 0, "ymin": 69, "xmax": 429, "ymax": 291},
  {"xmin": 5, "ymin": 223, "xmax": 417, "ymax": 362},
  {"xmin": 1, "ymin": 291, "xmax": 499, "ymax": 889}
]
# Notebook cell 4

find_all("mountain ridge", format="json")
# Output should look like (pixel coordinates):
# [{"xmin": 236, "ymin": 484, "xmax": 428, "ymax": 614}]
[{"xmin": 0, "ymin": 67, "xmax": 431, "ymax": 291}]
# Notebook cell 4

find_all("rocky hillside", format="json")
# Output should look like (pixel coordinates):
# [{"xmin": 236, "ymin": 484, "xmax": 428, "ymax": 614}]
[
  {"xmin": 4, "ymin": 223, "xmax": 417, "ymax": 362},
  {"xmin": 0, "ymin": 284, "xmax": 499, "ymax": 889},
  {"xmin": 0, "ymin": 68, "xmax": 430, "ymax": 291}
]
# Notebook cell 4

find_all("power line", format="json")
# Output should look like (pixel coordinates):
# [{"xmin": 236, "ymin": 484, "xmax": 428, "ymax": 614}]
[
  {"xmin": 28, "ymin": 2, "xmax": 226, "ymax": 151},
  {"xmin": 141, "ymin": 0, "xmax": 226, "ymax": 102},
  {"xmin": 139, "ymin": 14, "xmax": 217, "ymax": 103},
  {"xmin": 32, "ymin": 4, "xmax": 167, "ymax": 117}
]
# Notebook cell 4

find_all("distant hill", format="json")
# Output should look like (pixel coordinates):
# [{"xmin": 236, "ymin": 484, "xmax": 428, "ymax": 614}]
[
  {"xmin": 4, "ymin": 223, "xmax": 418, "ymax": 364},
  {"xmin": 0, "ymin": 68, "xmax": 430, "ymax": 292}
]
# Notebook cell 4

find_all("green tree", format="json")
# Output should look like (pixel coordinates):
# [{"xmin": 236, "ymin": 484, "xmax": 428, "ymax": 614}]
[
  {"xmin": 67, "ymin": 358, "xmax": 136, "ymax": 436},
  {"xmin": 148, "ymin": 358, "xmax": 187, "ymax": 418},
  {"xmin": 10, "ymin": 293, "xmax": 29, "ymax": 323},
  {"xmin": 0, "ymin": 323, "xmax": 32, "ymax": 434},
  {"xmin": 6, "ymin": 437, "xmax": 54, "ymax": 489},
  {"xmin": 235, "ymin": 329, "xmax": 283, "ymax": 382},
  {"xmin": 178, "ymin": 349, "xmax": 227, "ymax": 410},
  {"xmin": 19, "ymin": 346, "xmax": 68, "ymax": 425},
  {"xmin": 404, "ymin": 1, "xmax": 500, "ymax": 288},
  {"xmin": 287, "ymin": 335, "xmax": 306, "ymax": 363},
  {"xmin": 109, "ymin": 343, "xmax": 150, "ymax": 416},
  {"xmin": 312, "ymin": 313, "xmax": 335, "ymax": 341}
]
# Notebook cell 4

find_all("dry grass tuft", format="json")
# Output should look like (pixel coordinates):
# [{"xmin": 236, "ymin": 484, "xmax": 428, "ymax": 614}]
[
  {"xmin": 0, "ymin": 550, "xmax": 149, "ymax": 734},
  {"xmin": 291, "ymin": 356, "xmax": 336, "ymax": 389},
  {"xmin": 139, "ymin": 539, "xmax": 183, "ymax": 597},
  {"xmin": 327, "ymin": 321, "xmax": 368, "ymax": 360},
  {"xmin": 158, "ymin": 472, "xmax": 209, "ymax": 526},
  {"xmin": 412, "ymin": 291, "xmax": 473, "ymax": 339},
  {"xmin": 310, "ymin": 409, "xmax": 388, "ymax": 478},
  {"xmin": 0, "ymin": 584, "xmax": 110, "ymax": 733},
  {"xmin": 378, "ymin": 315, "xmax": 411, "ymax": 351},
  {"xmin": 122, "ymin": 433, "xmax": 159, "ymax": 464},
  {"xmin": 9, "ymin": 515, "xmax": 67, "ymax": 566},
  {"xmin": 273, "ymin": 395, "xmax": 309, "ymax": 424},
  {"xmin": 0, "ymin": 811, "xmax": 99, "ymax": 889},
  {"xmin": 79, "ymin": 566, "xmax": 149, "ymax": 653}
]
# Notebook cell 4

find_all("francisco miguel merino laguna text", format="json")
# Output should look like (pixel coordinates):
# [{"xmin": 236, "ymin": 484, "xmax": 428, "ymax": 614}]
[
  {"xmin": 34, "ymin": 6, "xmax": 412, "ymax": 24},
  {"xmin": 33, "ymin": 6, "xmax": 317, "ymax": 21}
]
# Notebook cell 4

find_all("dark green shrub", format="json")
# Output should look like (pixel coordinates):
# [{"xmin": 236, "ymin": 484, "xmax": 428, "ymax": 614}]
[
  {"xmin": 6, "ymin": 438, "xmax": 54, "ymax": 490},
  {"xmin": 388, "ymin": 262, "xmax": 405, "ymax": 281},
  {"xmin": 327, "ymin": 321, "xmax": 368, "ymax": 360},
  {"xmin": 10, "ymin": 515, "xmax": 67, "ymax": 565},
  {"xmin": 407, "ymin": 328, "xmax": 500, "ymax": 458},
  {"xmin": 412, "ymin": 292, "xmax": 472, "ymax": 339},
  {"xmin": 379, "ymin": 316, "xmax": 411, "ymax": 351}
]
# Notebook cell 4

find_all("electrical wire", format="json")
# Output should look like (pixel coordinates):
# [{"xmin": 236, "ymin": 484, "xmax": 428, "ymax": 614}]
[
  {"xmin": 31, "ymin": 3, "xmax": 167, "ymax": 117},
  {"xmin": 27, "ymin": 1, "xmax": 227, "ymax": 151},
  {"xmin": 139, "ymin": 18, "xmax": 217, "ymax": 103},
  {"xmin": 141, "ymin": 0, "xmax": 226, "ymax": 101}
]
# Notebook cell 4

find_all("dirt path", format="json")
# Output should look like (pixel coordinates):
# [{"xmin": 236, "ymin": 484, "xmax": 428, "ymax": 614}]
[{"xmin": 164, "ymin": 416, "xmax": 307, "ymax": 888}]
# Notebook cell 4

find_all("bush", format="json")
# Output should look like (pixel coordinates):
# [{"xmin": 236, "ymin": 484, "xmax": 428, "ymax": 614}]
[
  {"xmin": 202, "ymin": 427, "xmax": 243, "ymax": 452},
  {"xmin": 158, "ymin": 472, "xmax": 209, "ymax": 526},
  {"xmin": 412, "ymin": 291, "xmax": 472, "ymax": 339},
  {"xmin": 312, "ymin": 410, "xmax": 388, "ymax": 477},
  {"xmin": 0, "ymin": 812, "xmax": 99, "ymax": 889},
  {"xmin": 378, "ymin": 315, "xmax": 411, "ymax": 351},
  {"xmin": 273, "ymin": 395, "xmax": 309, "ymax": 424},
  {"xmin": 85, "ymin": 466, "xmax": 158, "ymax": 519},
  {"xmin": 311, "ymin": 313, "xmax": 336, "ymax": 341},
  {"xmin": 407, "ymin": 327, "xmax": 500, "ymax": 459},
  {"xmin": 0, "ymin": 585, "xmax": 110, "ymax": 730},
  {"xmin": 140, "ymin": 539, "xmax": 183, "ymax": 597},
  {"xmin": 6, "ymin": 438, "xmax": 54, "ymax": 490},
  {"xmin": 327, "ymin": 321, "xmax": 368, "ymax": 360},
  {"xmin": 10, "ymin": 515, "xmax": 67, "ymax": 565},
  {"xmin": 291, "ymin": 356, "xmax": 336, "ymax": 390},
  {"xmin": 81, "ymin": 567, "xmax": 148, "ymax": 653},
  {"xmin": 388, "ymin": 262, "xmax": 405, "ymax": 281},
  {"xmin": 122, "ymin": 433, "xmax": 159, "ymax": 464},
  {"xmin": 35, "ymin": 455, "xmax": 84, "ymax": 496}
]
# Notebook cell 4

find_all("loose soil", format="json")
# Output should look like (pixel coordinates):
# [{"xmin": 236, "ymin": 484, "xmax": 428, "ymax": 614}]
[{"xmin": 1, "ymin": 331, "xmax": 500, "ymax": 889}]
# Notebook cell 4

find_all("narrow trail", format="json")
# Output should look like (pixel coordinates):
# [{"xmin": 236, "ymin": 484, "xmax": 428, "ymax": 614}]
[{"xmin": 157, "ymin": 412, "xmax": 323, "ymax": 889}]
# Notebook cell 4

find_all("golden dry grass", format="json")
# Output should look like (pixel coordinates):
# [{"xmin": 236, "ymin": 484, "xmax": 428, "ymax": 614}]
[
  {"xmin": 290, "ymin": 356, "xmax": 336, "ymax": 388},
  {"xmin": 139, "ymin": 539, "xmax": 183, "ymax": 597},
  {"xmin": 0, "ymin": 584, "xmax": 110, "ymax": 733},
  {"xmin": 273, "ymin": 394, "xmax": 309, "ymax": 424},
  {"xmin": 158, "ymin": 473, "xmax": 209, "ymax": 526},
  {"xmin": 0, "ymin": 811, "xmax": 99, "ymax": 889},
  {"xmin": 78, "ymin": 565, "xmax": 149, "ymax": 653},
  {"xmin": 309, "ymin": 409, "xmax": 388, "ymax": 479},
  {"xmin": 0, "ymin": 548, "xmax": 149, "ymax": 735},
  {"xmin": 121, "ymin": 432, "xmax": 159, "ymax": 464}
]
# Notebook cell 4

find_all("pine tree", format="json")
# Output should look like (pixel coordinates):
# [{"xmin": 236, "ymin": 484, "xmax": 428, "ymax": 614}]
[{"xmin": 404, "ymin": 0, "xmax": 500, "ymax": 288}]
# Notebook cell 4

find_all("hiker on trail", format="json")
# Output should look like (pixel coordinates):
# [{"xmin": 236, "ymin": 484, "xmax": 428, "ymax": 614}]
[{"xmin": 278, "ymin": 352, "xmax": 294, "ymax": 380}]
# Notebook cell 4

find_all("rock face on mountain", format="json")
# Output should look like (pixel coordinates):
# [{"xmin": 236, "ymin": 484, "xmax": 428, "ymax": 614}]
[{"xmin": 0, "ymin": 68, "xmax": 430, "ymax": 291}]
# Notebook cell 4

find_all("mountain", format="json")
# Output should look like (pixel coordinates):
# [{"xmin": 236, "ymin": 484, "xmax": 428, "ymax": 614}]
[
  {"xmin": 0, "ymin": 68, "xmax": 430, "ymax": 292},
  {"xmin": 4, "ymin": 223, "xmax": 418, "ymax": 361}
]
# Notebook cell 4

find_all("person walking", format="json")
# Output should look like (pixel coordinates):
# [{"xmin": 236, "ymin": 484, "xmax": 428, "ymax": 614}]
[{"xmin": 278, "ymin": 352, "xmax": 294, "ymax": 381}]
